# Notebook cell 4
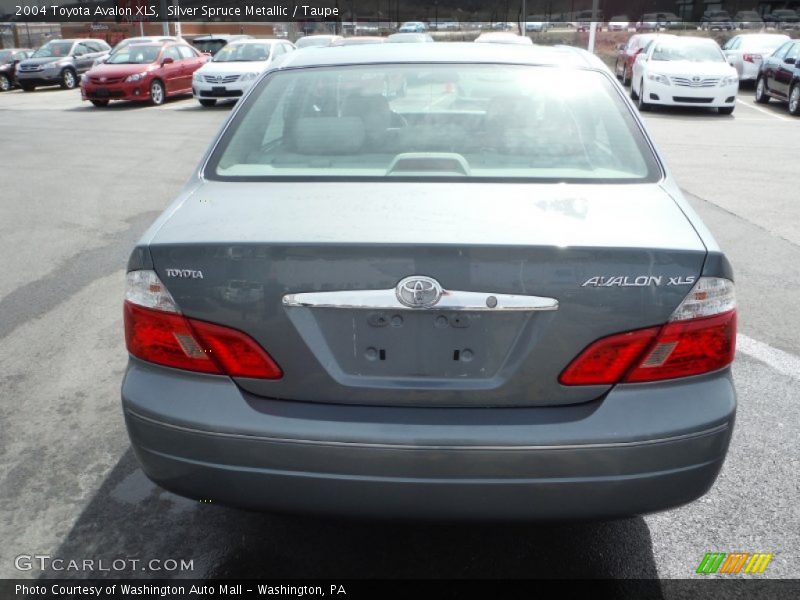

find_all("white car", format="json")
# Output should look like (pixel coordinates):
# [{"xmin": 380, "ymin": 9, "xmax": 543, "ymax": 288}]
[
  {"xmin": 722, "ymin": 33, "xmax": 790, "ymax": 82},
  {"xmin": 608, "ymin": 17, "xmax": 630, "ymax": 31},
  {"xmin": 192, "ymin": 39, "xmax": 295, "ymax": 107},
  {"xmin": 631, "ymin": 36, "xmax": 739, "ymax": 114},
  {"xmin": 474, "ymin": 32, "xmax": 533, "ymax": 45}
]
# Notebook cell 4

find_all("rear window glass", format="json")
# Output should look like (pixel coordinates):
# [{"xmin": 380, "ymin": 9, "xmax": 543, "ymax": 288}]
[
  {"xmin": 207, "ymin": 64, "xmax": 660, "ymax": 183},
  {"xmin": 193, "ymin": 40, "xmax": 228, "ymax": 55}
]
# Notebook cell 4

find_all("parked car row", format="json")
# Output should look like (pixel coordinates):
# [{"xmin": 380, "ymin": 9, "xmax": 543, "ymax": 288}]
[{"xmin": 615, "ymin": 32, "xmax": 800, "ymax": 116}]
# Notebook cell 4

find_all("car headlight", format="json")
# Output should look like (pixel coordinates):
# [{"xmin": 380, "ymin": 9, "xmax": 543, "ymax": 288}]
[
  {"xmin": 124, "ymin": 72, "xmax": 148, "ymax": 83},
  {"xmin": 192, "ymin": 71, "xmax": 204, "ymax": 82},
  {"xmin": 646, "ymin": 73, "xmax": 670, "ymax": 85},
  {"xmin": 720, "ymin": 75, "xmax": 739, "ymax": 86},
  {"xmin": 240, "ymin": 72, "xmax": 259, "ymax": 82},
  {"xmin": 43, "ymin": 62, "xmax": 60, "ymax": 70}
]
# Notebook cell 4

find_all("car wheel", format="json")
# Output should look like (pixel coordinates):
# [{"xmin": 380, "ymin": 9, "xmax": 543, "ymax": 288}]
[
  {"xmin": 637, "ymin": 80, "xmax": 651, "ymax": 111},
  {"xmin": 150, "ymin": 79, "xmax": 165, "ymax": 106},
  {"xmin": 718, "ymin": 106, "xmax": 735, "ymax": 115},
  {"xmin": 0, "ymin": 74, "xmax": 11, "ymax": 92},
  {"xmin": 60, "ymin": 68, "xmax": 77, "ymax": 90},
  {"xmin": 622, "ymin": 65, "xmax": 631, "ymax": 87},
  {"xmin": 90, "ymin": 99, "xmax": 109, "ymax": 107},
  {"xmin": 199, "ymin": 99, "xmax": 217, "ymax": 107},
  {"xmin": 755, "ymin": 77, "xmax": 770, "ymax": 103},
  {"xmin": 789, "ymin": 85, "xmax": 800, "ymax": 116}
]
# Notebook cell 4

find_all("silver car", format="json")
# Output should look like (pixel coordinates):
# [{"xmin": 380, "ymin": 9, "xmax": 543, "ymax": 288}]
[
  {"xmin": 122, "ymin": 43, "xmax": 737, "ymax": 519},
  {"xmin": 723, "ymin": 33, "xmax": 790, "ymax": 81}
]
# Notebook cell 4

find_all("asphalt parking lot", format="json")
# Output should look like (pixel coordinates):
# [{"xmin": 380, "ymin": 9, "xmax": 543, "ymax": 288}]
[{"xmin": 0, "ymin": 83, "xmax": 798, "ymax": 586}]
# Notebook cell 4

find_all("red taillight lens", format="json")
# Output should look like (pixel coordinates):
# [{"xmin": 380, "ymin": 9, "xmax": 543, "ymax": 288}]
[
  {"xmin": 559, "ymin": 326, "xmax": 660, "ymax": 385},
  {"xmin": 559, "ymin": 310, "xmax": 736, "ymax": 386},
  {"xmin": 624, "ymin": 311, "xmax": 736, "ymax": 382},
  {"xmin": 743, "ymin": 53, "xmax": 759, "ymax": 63},
  {"xmin": 188, "ymin": 318, "xmax": 283, "ymax": 379},
  {"xmin": 124, "ymin": 301, "xmax": 282, "ymax": 379}
]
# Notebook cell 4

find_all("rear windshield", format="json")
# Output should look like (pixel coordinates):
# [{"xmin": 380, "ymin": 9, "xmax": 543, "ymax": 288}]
[
  {"xmin": 193, "ymin": 40, "xmax": 228, "ymax": 55},
  {"xmin": 207, "ymin": 64, "xmax": 660, "ymax": 183}
]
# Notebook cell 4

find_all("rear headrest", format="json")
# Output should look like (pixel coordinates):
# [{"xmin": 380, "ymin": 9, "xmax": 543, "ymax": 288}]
[
  {"xmin": 486, "ymin": 95, "xmax": 531, "ymax": 125},
  {"xmin": 292, "ymin": 117, "xmax": 366, "ymax": 155}
]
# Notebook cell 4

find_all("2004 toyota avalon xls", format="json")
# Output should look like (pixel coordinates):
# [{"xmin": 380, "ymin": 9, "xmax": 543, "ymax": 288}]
[{"xmin": 122, "ymin": 44, "xmax": 737, "ymax": 520}]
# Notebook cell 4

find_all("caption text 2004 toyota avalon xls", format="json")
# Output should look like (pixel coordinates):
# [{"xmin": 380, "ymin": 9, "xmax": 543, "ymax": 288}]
[{"xmin": 121, "ymin": 43, "xmax": 736, "ymax": 520}]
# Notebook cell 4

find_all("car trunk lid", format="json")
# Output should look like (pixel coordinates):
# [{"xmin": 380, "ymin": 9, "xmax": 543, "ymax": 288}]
[{"xmin": 146, "ymin": 181, "xmax": 706, "ymax": 407}]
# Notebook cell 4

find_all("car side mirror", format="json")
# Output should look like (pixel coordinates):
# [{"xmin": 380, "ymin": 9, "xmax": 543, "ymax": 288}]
[{"xmin": 161, "ymin": 57, "xmax": 174, "ymax": 66}]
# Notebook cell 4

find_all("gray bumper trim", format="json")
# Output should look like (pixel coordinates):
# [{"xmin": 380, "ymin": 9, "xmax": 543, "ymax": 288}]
[{"xmin": 125, "ymin": 408, "xmax": 728, "ymax": 451}]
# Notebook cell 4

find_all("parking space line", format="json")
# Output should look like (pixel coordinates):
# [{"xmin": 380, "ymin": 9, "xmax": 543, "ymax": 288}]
[
  {"xmin": 737, "ymin": 334, "xmax": 800, "ymax": 381},
  {"xmin": 736, "ymin": 99, "xmax": 791, "ymax": 122}
]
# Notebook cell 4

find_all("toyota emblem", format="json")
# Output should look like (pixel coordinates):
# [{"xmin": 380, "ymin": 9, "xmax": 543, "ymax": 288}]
[{"xmin": 396, "ymin": 276, "xmax": 443, "ymax": 308}]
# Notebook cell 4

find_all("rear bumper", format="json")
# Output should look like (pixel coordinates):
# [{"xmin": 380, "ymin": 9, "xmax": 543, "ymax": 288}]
[
  {"xmin": 122, "ymin": 359, "xmax": 736, "ymax": 520},
  {"xmin": 740, "ymin": 61, "xmax": 761, "ymax": 81}
]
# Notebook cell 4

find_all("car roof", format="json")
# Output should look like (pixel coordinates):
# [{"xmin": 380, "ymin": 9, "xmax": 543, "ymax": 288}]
[
  {"xmin": 226, "ymin": 38, "xmax": 286, "ymax": 45},
  {"xmin": 661, "ymin": 36, "xmax": 718, "ymax": 44},
  {"xmin": 193, "ymin": 34, "xmax": 252, "ymax": 41},
  {"xmin": 276, "ymin": 42, "xmax": 603, "ymax": 70},
  {"xmin": 127, "ymin": 41, "xmax": 172, "ymax": 47}
]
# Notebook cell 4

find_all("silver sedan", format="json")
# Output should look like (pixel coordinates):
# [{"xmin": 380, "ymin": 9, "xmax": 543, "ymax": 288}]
[
  {"xmin": 121, "ymin": 43, "xmax": 737, "ymax": 520},
  {"xmin": 723, "ymin": 33, "xmax": 790, "ymax": 81}
]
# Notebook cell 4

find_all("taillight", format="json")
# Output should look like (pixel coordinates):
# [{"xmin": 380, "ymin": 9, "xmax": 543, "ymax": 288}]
[
  {"xmin": 560, "ymin": 277, "xmax": 736, "ymax": 385},
  {"xmin": 743, "ymin": 53, "xmax": 760, "ymax": 63},
  {"xmin": 124, "ymin": 270, "xmax": 282, "ymax": 379}
]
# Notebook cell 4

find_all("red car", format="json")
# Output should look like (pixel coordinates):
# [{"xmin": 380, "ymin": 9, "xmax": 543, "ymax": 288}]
[
  {"xmin": 81, "ymin": 41, "xmax": 208, "ymax": 107},
  {"xmin": 613, "ymin": 33, "xmax": 672, "ymax": 86}
]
